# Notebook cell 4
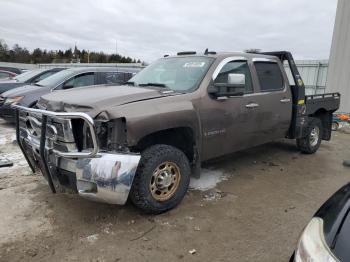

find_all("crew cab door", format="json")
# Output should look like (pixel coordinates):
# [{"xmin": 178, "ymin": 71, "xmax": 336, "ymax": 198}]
[
  {"xmin": 200, "ymin": 57, "xmax": 261, "ymax": 160},
  {"xmin": 250, "ymin": 58, "xmax": 293, "ymax": 141}
]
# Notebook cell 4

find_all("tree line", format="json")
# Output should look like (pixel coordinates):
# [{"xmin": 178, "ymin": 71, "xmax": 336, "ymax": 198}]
[{"xmin": 0, "ymin": 40, "xmax": 143, "ymax": 64}]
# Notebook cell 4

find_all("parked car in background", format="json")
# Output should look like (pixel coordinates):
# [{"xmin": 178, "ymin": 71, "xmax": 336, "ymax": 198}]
[
  {"xmin": 292, "ymin": 182, "xmax": 350, "ymax": 262},
  {"xmin": 0, "ymin": 70, "xmax": 17, "ymax": 80},
  {"xmin": 0, "ymin": 66, "xmax": 22, "ymax": 75},
  {"xmin": 0, "ymin": 68, "xmax": 65, "ymax": 94},
  {"xmin": 0, "ymin": 67, "xmax": 139, "ymax": 122}
]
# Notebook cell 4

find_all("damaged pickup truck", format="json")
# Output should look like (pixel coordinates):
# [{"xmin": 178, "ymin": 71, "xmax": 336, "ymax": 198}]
[{"xmin": 14, "ymin": 51, "xmax": 340, "ymax": 214}]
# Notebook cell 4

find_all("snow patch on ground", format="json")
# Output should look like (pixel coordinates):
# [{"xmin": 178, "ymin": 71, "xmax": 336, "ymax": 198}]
[
  {"xmin": 0, "ymin": 152, "xmax": 27, "ymax": 168},
  {"xmin": 0, "ymin": 126, "xmax": 15, "ymax": 145},
  {"xmin": 190, "ymin": 168, "xmax": 228, "ymax": 191},
  {"xmin": 0, "ymin": 137, "xmax": 6, "ymax": 145},
  {"xmin": 338, "ymin": 123, "xmax": 350, "ymax": 134}
]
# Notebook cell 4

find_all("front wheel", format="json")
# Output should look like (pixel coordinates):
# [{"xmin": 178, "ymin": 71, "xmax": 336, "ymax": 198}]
[
  {"xmin": 130, "ymin": 144, "xmax": 191, "ymax": 214},
  {"xmin": 296, "ymin": 117, "xmax": 323, "ymax": 154}
]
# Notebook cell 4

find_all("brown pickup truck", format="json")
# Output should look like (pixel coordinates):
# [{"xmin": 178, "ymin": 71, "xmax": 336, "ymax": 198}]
[{"xmin": 14, "ymin": 51, "xmax": 340, "ymax": 214}]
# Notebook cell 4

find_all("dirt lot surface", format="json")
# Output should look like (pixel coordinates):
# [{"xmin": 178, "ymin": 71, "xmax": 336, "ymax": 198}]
[{"xmin": 0, "ymin": 119, "xmax": 349, "ymax": 262}]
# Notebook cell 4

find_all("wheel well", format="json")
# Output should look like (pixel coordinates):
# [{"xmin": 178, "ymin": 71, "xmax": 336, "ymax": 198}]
[
  {"xmin": 310, "ymin": 108, "xmax": 333, "ymax": 140},
  {"xmin": 133, "ymin": 127, "xmax": 196, "ymax": 162},
  {"xmin": 29, "ymin": 101, "xmax": 38, "ymax": 108}
]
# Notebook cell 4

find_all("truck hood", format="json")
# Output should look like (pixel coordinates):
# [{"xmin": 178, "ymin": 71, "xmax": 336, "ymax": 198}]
[
  {"xmin": 1, "ymin": 84, "xmax": 47, "ymax": 98},
  {"xmin": 38, "ymin": 84, "xmax": 180, "ymax": 117}
]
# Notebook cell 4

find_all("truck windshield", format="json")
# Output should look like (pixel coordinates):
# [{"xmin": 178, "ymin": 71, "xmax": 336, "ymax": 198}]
[{"xmin": 129, "ymin": 56, "xmax": 214, "ymax": 91}]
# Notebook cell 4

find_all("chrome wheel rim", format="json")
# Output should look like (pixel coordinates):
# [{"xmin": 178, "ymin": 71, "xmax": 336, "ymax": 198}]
[
  {"xmin": 310, "ymin": 126, "xmax": 320, "ymax": 147},
  {"xmin": 150, "ymin": 161, "xmax": 181, "ymax": 201}
]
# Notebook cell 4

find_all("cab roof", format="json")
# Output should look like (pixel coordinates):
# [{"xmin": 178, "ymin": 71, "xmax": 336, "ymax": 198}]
[{"xmin": 166, "ymin": 51, "xmax": 281, "ymax": 61}]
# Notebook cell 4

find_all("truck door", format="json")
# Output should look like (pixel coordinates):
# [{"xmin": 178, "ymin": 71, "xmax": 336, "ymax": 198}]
[
  {"xmin": 250, "ymin": 58, "xmax": 293, "ymax": 142},
  {"xmin": 200, "ymin": 57, "xmax": 262, "ymax": 160}
]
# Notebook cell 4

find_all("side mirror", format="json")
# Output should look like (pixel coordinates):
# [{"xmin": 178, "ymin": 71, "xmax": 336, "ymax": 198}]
[
  {"xmin": 209, "ymin": 73, "xmax": 246, "ymax": 98},
  {"xmin": 228, "ymin": 73, "xmax": 245, "ymax": 86}
]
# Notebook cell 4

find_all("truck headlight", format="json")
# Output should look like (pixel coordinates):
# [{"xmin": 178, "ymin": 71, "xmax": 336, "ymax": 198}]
[
  {"xmin": 294, "ymin": 217, "xmax": 339, "ymax": 262},
  {"xmin": 4, "ymin": 96, "xmax": 24, "ymax": 105}
]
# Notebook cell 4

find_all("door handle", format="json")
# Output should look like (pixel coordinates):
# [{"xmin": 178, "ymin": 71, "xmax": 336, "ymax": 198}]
[
  {"xmin": 245, "ymin": 103, "xmax": 259, "ymax": 108},
  {"xmin": 280, "ymin": 98, "xmax": 291, "ymax": 103}
]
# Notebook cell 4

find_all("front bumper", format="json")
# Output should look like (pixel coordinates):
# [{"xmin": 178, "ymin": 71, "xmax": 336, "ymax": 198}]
[{"xmin": 14, "ymin": 105, "xmax": 140, "ymax": 205}]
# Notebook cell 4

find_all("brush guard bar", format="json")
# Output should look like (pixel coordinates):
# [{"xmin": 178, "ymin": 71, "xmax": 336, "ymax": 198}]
[{"xmin": 13, "ymin": 105, "xmax": 141, "ymax": 204}]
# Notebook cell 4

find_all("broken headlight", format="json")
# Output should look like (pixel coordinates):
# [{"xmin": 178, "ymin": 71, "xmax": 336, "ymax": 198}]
[
  {"xmin": 71, "ymin": 118, "xmax": 128, "ymax": 153},
  {"xmin": 4, "ymin": 96, "xmax": 24, "ymax": 105}
]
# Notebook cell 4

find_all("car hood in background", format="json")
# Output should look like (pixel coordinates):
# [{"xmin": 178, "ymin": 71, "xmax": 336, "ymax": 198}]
[
  {"xmin": 0, "ymin": 82, "xmax": 26, "ymax": 94},
  {"xmin": 38, "ymin": 85, "xmax": 181, "ymax": 118},
  {"xmin": 1, "ymin": 84, "xmax": 48, "ymax": 98}
]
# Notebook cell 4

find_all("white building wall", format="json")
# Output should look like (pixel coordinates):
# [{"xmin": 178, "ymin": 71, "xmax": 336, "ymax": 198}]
[{"xmin": 327, "ymin": 0, "xmax": 350, "ymax": 112}]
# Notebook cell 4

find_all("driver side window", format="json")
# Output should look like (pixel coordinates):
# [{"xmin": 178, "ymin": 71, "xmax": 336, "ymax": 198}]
[
  {"xmin": 214, "ymin": 61, "xmax": 253, "ymax": 93},
  {"xmin": 62, "ymin": 73, "xmax": 95, "ymax": 90}
]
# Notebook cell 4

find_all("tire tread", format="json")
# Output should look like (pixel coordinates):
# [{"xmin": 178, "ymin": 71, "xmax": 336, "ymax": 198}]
[
  {"xmin": 130, "ymin": 144, "xmax": 190, "ymax": 214},
  {"xmin": 297, "ymin": 117, "xmax": 323, "ymax": 154}
]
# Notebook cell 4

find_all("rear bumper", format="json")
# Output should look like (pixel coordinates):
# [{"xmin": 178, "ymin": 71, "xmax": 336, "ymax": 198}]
[{"xmin": 14, "ymin": 105, "xmax": 140, "ymax": 205}]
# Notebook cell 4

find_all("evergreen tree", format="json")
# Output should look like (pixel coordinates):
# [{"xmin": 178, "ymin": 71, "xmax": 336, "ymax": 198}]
[{"xmin": 0, "ymin": 40, "xmax": 143, "ymax": 64}]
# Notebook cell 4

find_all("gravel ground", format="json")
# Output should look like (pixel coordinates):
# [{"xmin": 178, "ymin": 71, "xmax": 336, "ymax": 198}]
[{"xmin": 0, "ymin": 119, "xmax": 349, "ymax": 262}]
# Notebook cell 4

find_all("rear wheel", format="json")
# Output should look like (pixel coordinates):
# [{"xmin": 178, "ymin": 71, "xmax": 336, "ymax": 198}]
[
  {"xmin": 130, "ymin": 144, "xmax": 190, "ymax": 214},
  {"xmin": 297, "ymin": 117, "xmax": 323, "ymax": 154}
]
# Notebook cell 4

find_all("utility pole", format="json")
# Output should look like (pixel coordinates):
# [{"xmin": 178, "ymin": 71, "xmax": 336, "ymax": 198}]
[{"xmin": 115, "ymin": 39, "xmax": 118, "ymax": 68}]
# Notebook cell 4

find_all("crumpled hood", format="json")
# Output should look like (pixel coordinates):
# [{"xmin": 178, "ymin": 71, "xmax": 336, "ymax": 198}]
[
  {"xmin": 38, "ymin": 85, "xmax": 178, "ymax": 117},
  {"xmin": 1, "ymin": 84, "xmax": 47, "ymax": 98}
]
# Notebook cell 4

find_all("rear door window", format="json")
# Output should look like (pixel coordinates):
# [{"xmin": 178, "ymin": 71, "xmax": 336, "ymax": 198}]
[
  {"xmin": 103, "ymin": 72, "xmax": 133, "ymax": 84},
  {"xmin": 254, "ymin": 62, "xmax": 284, "ymax": 91}
]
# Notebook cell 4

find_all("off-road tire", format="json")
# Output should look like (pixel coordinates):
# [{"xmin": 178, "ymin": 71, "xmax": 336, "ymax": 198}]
[
  {"xmin": 130, "ymin": 144, "xmax": 191, "ymax": 214},
  {"xmin": 297, "ymin": 117, "xmax": 323, "ymax": 154}
]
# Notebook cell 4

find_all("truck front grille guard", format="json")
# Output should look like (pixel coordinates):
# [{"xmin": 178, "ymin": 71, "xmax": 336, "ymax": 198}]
[
  {"xmin": 14, "ymin": 105, "xmax": 100, "ymax": 194},
  {"xmin": 13, "ymin": 105, "xmax": 99, "ymax": 158}
]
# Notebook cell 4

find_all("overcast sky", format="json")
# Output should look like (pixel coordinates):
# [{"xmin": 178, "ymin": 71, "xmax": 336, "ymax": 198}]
[{"xmin": 0, "ymin": 0, "xmax": 338, "ymax": 62}]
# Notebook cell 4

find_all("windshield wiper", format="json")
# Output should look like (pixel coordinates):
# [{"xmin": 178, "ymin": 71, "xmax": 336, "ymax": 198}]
[
  {"xmin": 138, "ymin": 82, "xmax": 169, "ymax": 88},
  {"xmin": 34, "ymin": 83, "xmax": 43, "ymax": 87}
]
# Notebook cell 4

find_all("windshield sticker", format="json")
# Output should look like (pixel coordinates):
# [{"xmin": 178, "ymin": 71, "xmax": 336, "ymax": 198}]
[{"xmin": 183, "ymin": 62, "xmax": 206, "ymax": 68}]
